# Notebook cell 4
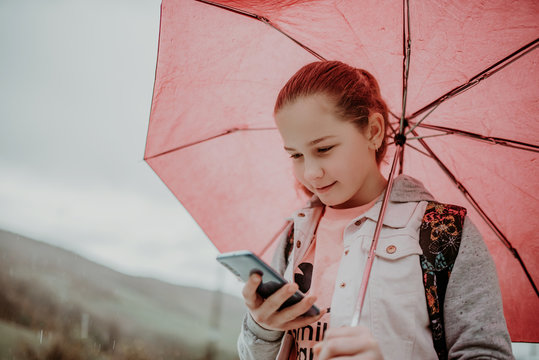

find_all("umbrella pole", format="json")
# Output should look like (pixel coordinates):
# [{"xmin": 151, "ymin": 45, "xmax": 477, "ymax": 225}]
[
  {"xmin": 351, "ymin": 0, "xmax": 411, "ymax": 327},
  {"xmin": 350, "ymin": 144, "xmax": 403, "ymax": 327}
]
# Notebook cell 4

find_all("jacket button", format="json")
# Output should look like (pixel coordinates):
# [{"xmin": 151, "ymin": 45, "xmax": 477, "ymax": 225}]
[
  {"xmin": 386, "ymin": 245, "xmax": 397, "ymax": 254},
  {"xmin": 296, "ymin": 240, "xmax": 302, "ymax": 248},
  {"xmin": 344, "ymin": 249, "xmax": 349, "ymax": 255},
  {"xmin": 298, "ymin": 213, "xmax": 305, "ymax": 217},
  {"xmin": 340, "ymin": 282, "xmax": 346, "ymax": 288}
]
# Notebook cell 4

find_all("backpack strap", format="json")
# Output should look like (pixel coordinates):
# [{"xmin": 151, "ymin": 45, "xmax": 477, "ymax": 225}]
[{"xmin": 419, "ymin": 201, "xmax": 467, "ymax": 360}]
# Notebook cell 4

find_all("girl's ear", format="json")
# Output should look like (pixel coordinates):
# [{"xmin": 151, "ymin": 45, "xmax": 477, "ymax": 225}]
[{"xmin": 367, "ymin": 112, "xmax": 385, "ymax": 150}]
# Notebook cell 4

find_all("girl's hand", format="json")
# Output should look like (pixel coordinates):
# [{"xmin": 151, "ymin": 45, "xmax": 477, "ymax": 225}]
[
  {"xmin": 313, "ymin": 326, "xmax": 384, "ymax": 360},
  {"xmin": 242, "ymin": 273, "xmax": 326, "ymax": 331}
]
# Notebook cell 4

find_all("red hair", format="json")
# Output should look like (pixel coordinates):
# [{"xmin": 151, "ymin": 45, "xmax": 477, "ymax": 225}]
[{"xmin": 274, "ymin": 61, "xmax": 389, "ymax": 165}]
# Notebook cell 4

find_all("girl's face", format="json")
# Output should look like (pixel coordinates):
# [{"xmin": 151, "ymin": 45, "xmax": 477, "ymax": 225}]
[{"xmin": 275, "ymin": 94, "xmax": 385, "ymax": 208}]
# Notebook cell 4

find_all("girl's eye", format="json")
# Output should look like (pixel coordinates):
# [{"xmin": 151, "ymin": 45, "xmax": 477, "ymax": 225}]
[
  {"xmin": 317, "ymin": 146, "xmax": 334, "ymax": 153},
  {"xmin": 290, "ymin": 153, "xmax": 303, "ymax": 159}
]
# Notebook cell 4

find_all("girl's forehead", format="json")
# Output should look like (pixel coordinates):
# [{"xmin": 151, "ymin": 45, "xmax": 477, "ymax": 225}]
[
  {"xmin": 275, "ymin": 96, "xmax": 361, "ymax": 146},
  {"xmin": 275, "ymin": 95, "xmax": 336, "ymax": 125}
]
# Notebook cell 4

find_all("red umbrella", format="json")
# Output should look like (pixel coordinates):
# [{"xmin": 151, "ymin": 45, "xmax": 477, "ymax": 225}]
[{"xmin": 144, "ymin": 0, "xmax": 539, "ymax": 341}]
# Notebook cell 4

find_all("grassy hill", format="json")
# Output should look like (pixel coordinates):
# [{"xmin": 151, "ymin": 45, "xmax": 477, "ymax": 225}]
[{"xmin": 0, "ymin": 229, "xmax": 246, "ymax": 360}]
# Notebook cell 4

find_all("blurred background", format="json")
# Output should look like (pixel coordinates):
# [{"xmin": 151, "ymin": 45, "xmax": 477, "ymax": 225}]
[
  {"xmin": 0, "ymin": 0, "xmax": 244, "ymax": 358},
  {"xmin": 0, "ymin": 0, "xmax": 535, "ymax": 359}
]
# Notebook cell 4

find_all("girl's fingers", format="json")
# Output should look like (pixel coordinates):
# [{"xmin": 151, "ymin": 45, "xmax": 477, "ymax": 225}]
[
  {"xmin": 280, "ymin": 306, "xmax": 327, "ymax": 330},
  {"xmin": 314, "ymin": 326, "xmax": 382, "ymax": 360},
  {"xmin": 257, "ymin": 282, "xmax": 299, "ymax": 313},
  {"xmin": 322, "ymin": 326, "xmax": 367, "ymax": 340},
  {"xmin": 274, "ymin": 294, "xmax": 320, "ymax": 323},
  {"xmin": 242, "ymin": 274, "xmax": 263, "ymax": 308},
  {"xmin": 257, "ymin": 293, "xmax": 325, "ymax": 330},
  {"xmin": 252, "ymin": 282, "xmax": 300, "ymax": 324},
  {"xmin": 316, "ymin": 337, "xmax": 362, "ymax": 360},
  {"xmin": 243, "ymin": 277, "xmax": 326, "ymax": 330}
]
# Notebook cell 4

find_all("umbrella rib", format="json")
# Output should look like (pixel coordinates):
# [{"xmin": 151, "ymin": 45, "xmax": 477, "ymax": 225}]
[
  {"xmin": 411, "ymin": 129, "xmax": 539, "ymax": 297},
  {"xmin": 259, "ymin": 19, "xmax": 326, "ymax": 61},
  {"xmin": 389, "ymin": 110, "xmax": 400, "ymax": 121},
  {"xmin": 405, "ymin": 103, "xmax": 440, "ymax": 136},
  {"xmin": 411, "ymin": 123, "xmax": 539, "ymax": 153},
  {"xmin": 407, "ymin": 133, "xmax": 452, "ymax": 141},
  {"xmin": 144, "ymin": 127, "xmax": 276, "ymax": 160},
  {"xmin": 195, "ymin": 0, "xmax": 326, "ymax": 61},
  {"xmin": 387, "ymin": 121, "xmax": 398, "ymax": 136},
  {"xmin": 259, "ymin": 220, "xmax": 292, "ymax": 259},
  {"xmin": 409, "ymin": 38, "xmax": 539, "ymax": 121},
  {"xmin": 405, "ymin": 142, "xmax": 433, "ymax": 158}
]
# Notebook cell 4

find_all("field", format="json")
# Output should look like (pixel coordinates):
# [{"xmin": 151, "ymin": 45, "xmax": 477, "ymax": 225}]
[{"xmin": 0, "ymin": 229, "xmax": 245, "ymax": 360}]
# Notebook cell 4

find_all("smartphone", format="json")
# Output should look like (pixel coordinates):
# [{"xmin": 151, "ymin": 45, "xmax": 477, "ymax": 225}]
[{"xmin": 217, "ymin": 250, "xmax": 320, "ymax": 316}]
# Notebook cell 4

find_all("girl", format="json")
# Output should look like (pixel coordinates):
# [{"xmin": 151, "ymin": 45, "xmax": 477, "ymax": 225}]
[{"xmin": 237, "ymin": 61, "xmax": 513, "ymax": 360}]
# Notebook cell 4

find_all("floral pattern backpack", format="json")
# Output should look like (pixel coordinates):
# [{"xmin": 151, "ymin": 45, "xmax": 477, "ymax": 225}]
[{"xmin": 419, "ymin": 201, "xmax": 466, "ymax": 360}]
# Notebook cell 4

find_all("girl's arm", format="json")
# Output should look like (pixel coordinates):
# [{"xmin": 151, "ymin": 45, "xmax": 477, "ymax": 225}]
[
  {"xmin": 237, "ymin": 310, "xmax": 285, "ymax": 360},
  {"xmin": 444, "ymin": 218, "xmax": 514, "ymax": 359},
  {"xmin": 237, "ymin": 221, "xmax": 324, "ymax": 359},
  {"xmin": 237, "ymin": 222, "xmax": 291, "ymax": 360}
]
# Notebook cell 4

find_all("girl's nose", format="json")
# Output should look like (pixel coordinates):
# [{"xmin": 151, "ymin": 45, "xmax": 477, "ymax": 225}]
[{"xmin": 304, "ymin": 159, "xmax": 324, "ymax": 181}]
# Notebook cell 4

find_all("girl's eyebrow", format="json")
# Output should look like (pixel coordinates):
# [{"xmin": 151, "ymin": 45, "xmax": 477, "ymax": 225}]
[
  {"xmin": 284, "ymin": 136, "xmax": 337, "ymax": 151},
  {"xmin": 309, "ymin": 135, "xmax": 337, "ymax": 145}
]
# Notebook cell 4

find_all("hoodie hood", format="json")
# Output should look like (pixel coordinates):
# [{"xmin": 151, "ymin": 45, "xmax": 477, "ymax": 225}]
[{"xmin": 389, "ymin": 174, "xmax": 435, "ymax": 203}]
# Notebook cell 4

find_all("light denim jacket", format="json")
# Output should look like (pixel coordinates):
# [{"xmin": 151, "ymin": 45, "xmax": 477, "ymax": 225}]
[{"xmin": 238, "ymin": 175, "xmax": 513, "ymax": 360}]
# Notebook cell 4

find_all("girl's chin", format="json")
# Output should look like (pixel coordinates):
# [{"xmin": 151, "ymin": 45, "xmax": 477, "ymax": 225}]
[
  {"xmin": 318, "ymin": 195, "xmax": 347, "ymax": 208},
  {"xmin": 319, "ymin": 194, "xmax": 363, "ymax": 209}
]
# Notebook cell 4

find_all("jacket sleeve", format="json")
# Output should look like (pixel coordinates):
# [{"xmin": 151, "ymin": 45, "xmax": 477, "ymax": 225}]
[
  {"xmin": 444, "ymin": 217, "xmax": 514, "ymax": 359},
  {"xmin": 237, "ymin": 221, "xmax": 293, "ymax": 360}
]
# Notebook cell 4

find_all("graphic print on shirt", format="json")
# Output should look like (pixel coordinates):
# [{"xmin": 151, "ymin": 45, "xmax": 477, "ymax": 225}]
[
  {"xmin": 291, "ymin": 260, "xmax": 331, "ymax": 360},
  {"xmin": 288, "ymin": 316, "xmax": 330, "ymax": 360},
  {"xmin": 294, "ymin": 262, "xmax": 313, "ymax": 293}
]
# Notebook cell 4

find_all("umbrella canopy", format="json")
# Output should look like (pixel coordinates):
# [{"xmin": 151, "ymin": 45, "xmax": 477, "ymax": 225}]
[{"xmin": 144, "ymin": 0, "xmax": 539, "ymax": 341}]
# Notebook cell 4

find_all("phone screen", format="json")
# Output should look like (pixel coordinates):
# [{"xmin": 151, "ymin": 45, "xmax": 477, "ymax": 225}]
[{"xmin": 217, "ymin": 250, "xmax": 319, "ymax": 316}]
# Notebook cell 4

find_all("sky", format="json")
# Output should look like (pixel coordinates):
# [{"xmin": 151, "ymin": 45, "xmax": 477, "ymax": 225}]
[{"xmin": 0, "ymin": 0, "xmax": 243, "ymax": 296}]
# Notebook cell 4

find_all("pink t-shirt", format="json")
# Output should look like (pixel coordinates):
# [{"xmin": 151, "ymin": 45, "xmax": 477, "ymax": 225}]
[{"xmin": 289, "ymin": 198, "xmax": 378, "ymax": 359}]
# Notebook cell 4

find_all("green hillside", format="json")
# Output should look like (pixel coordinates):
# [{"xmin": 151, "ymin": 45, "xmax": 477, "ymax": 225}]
[{"xmin": 0, "ymin": 229, "xmax": 246, "ymax": 360}]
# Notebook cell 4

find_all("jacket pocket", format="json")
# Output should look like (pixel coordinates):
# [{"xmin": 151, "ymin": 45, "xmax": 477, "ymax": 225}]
[
  {"xmin": 362, "ymin": 232, "xmax": 423, "ymax": 261},
  {"xmin": 364, "ymin": 233, "xmax": 427, "ymax": 359}
]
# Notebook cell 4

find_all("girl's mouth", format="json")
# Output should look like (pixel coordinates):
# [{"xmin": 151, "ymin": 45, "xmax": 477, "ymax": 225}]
[{"xmin": 315, "ymin": 182, "xmax": 336, "ymax": 193}]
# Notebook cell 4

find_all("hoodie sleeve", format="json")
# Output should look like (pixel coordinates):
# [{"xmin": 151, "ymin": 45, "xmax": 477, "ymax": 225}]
[
  {"xmin": 444, "ymin": 218, "xmax": 514, "ymax": 359},
  {"xmin": 237, "ymin": 312, "xmax": 285, "ymax": 360},
  {"xmin": 237, "ymin": 222, "xmax": 293, "ymax": 360}
]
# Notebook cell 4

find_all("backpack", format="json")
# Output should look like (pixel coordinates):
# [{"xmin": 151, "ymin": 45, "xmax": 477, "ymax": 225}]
[{"xmin": 284, "ymin": 201, "xmax": 467, "ymax": 360}]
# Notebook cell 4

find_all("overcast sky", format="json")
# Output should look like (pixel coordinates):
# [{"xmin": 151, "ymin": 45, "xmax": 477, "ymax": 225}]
[{"xmin": 0, "ymin": 0, "xmax": 243, "ymax": 295}]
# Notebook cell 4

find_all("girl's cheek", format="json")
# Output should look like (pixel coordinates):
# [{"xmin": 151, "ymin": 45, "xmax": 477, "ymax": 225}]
[{"xmin": 293, "ymin": 163, "xmax": 304, "ymax": 181}]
